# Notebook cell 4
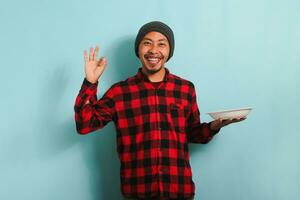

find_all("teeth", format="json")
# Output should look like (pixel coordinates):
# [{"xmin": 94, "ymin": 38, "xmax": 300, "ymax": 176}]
[{"xmin": 147, "ymin": 58, "xmax": 160, "ymax": 64}]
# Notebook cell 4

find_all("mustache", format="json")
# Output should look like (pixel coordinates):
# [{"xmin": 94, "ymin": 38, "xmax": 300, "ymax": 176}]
[{"xmin": 144, "ymin": 52, "xmax": 163, "ymax": 59}]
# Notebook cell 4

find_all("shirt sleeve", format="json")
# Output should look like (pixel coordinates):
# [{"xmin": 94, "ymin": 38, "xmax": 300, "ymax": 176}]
[
  {"xmin": 186, "ymin": 84, "xmax": 220, "ymax": 143},
  {"xmin": 74, "ymin": 78, "xmax": 116, "ymax": 134}
]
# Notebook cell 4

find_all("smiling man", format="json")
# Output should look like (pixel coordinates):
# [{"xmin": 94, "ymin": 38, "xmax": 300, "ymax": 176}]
[
  {"xmin": 74, "ymin": 21, "xmax": 245, "ymax": 200},
  {"xmin": 135, "ymin": 24, "xmax": 172, "ymax": 82}
]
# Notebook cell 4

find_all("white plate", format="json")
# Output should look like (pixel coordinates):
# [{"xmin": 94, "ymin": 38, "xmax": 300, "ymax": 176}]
[{"xmin": 207, "ymin": 107, "xmax": 252, "ymax": 120}]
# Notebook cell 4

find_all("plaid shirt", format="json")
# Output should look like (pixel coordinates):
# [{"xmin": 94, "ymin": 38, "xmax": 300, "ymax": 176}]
[{"xmin": 74, "ymin": 67, "xmax": 219, "ymax": 199}]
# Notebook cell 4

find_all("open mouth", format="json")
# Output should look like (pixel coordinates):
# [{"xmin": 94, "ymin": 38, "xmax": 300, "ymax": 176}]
[
  {"xmin": 147, "ymin": 57, "xmax": 160, "ymax": 64},
  {"xmin": 145, "ymin": 54, "xmax": 163, "ymax": 65}
]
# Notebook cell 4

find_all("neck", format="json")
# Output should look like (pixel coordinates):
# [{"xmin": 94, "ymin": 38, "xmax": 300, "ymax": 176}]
[{"xmin": 142, "ymin": 66, "xmax": 166, "ymax": 82}]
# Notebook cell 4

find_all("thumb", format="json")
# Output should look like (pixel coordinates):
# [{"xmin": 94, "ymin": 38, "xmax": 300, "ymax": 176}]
[
  {"xmin": 95, "ymin": 57, "xmax": 107, "ymax": 78},
  {"xmin": 97, "ymin": 57, "xmax": 107, "ymax": 67}
]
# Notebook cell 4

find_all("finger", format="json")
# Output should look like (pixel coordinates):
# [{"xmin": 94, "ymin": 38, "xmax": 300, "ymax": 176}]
[
  {"xmin": 221, "ymin": 119, "xmax": 232, "ymax": 126},
  {"xmin": 98, "ymin": 57, "xmax": 107, "ymax": 67},
  {"xmin": 236, "ymin": 117, "xmax": 246, "ymax": 122},
  {"xmin": 89, "ymin": 47, "xmax": 94, "ymax": 61},
  {"xmin": 94, "ymin": 45, "xmax": 99, "ymax": 61},
  {"xmin": 84, "ymin": 49, "xmax": 88, "ymax": 63},
  {"xmin": 231, "ymin": 118, "xmax": 240, "ymax": 122},
  {"xmin": 221, "ymin": 118, "xmax": 229, "ymax": 123},
  {"xmin": 232, "ymin": 117, "xmax": 246, "ymax": 123},
  {"xmin": 224, "ymin": 118, "xmax": 245, "ymax": 125}
]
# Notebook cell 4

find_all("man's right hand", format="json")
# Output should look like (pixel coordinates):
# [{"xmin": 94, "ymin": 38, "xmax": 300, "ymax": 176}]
[{"xmin": 84, "ymin": 45, "xmax": 107, "ymax": 84}]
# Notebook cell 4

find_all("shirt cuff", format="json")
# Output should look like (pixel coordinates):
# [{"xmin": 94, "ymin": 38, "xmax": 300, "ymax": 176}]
[
  {"xmin": 208, "ymin": 121, "xmax": 221, "ymax": 135},
  {"xmin": 79, "ymin": 78, "xmax": 99, "ymax": 97},
  {"xmin": 83, "ymin": 78, "xmax": 98, "ymax": 86}
]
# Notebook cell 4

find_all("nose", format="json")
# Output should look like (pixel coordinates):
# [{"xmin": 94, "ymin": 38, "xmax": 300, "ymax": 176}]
[{"xmin": 149, "ymin": 44, "xmax": 159, "ymax": 54}]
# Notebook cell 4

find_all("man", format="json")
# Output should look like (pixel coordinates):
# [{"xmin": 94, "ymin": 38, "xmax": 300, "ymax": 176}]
[{"xmin": 74, "ymin": 21, "xmax": 245, "ymax": 200}]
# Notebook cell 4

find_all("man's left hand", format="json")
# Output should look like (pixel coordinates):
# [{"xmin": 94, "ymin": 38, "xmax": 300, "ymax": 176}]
[{"xmin": 210, "ymin": 117, "xmax": 247, "ymax": 131}]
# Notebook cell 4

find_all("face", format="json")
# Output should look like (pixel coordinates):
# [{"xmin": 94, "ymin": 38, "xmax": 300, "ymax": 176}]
[{"xmin": 138, "ymin": 31, "xmax": 170, "ymax": 74}]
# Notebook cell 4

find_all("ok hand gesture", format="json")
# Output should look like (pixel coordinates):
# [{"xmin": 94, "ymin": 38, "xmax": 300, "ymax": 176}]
[{"xmin": 84, "ymin": 45, "xmax": 107, "ymax": 84}]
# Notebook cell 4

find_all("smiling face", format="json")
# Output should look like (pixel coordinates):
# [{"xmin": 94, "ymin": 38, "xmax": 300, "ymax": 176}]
[{"xmin": 138, "ymin": 31, "xmax": 170, "ymax": 74}]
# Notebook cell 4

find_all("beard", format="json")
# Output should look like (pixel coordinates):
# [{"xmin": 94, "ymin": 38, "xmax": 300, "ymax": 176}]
[
  {"xmin": 144, "ymin": 64, "xmax": 164, "ymax": 74},
  {"xmin": 142, "ymin": 52, "xmax": 165, "ymax": 74}
]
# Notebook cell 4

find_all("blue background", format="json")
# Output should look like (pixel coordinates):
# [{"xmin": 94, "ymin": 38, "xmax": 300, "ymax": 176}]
[{"xmin": 1, "ymin": 0, "xmax": 299, "ymax": 199}]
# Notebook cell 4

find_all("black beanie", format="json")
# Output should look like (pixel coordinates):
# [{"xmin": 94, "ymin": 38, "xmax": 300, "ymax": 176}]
[{"xmin": 135, "ymin": 21, "xmax": 175, "ymax": 61}]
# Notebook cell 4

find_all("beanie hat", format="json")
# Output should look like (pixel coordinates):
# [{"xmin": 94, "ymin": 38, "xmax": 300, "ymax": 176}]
[{"xmin": 135, "ymin": 21, "xmax": 175, "ymax": 61}]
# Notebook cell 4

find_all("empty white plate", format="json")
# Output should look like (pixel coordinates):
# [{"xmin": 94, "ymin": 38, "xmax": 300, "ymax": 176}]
[{"xmin": 207, "ymin": 107, "xmax": 252, "ymax": 120}]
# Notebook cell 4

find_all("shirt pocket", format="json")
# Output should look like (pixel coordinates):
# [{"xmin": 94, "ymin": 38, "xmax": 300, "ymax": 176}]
[{"xmin": 168, "ymin": 103, "xmax": 187, "ymax": 133}]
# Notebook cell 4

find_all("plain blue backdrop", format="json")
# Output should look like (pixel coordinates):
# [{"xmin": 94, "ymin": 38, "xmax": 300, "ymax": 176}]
[{"xmin": 1, "ymin": 0, "xmax": 299, "ymax": 199}]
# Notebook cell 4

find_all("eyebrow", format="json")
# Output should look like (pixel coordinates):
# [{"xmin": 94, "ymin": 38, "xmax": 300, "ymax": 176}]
[{"xmin": 143, "ymin": 37, "xmax": 168, "ymax": 42}]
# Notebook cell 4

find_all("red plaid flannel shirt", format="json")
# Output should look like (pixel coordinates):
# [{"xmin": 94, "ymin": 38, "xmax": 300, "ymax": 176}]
[{"xmin": 74, "ymin": 67, "xmax": 219, "ymax": 199}]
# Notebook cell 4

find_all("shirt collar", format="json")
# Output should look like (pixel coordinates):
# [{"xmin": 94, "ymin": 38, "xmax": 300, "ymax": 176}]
[{"xmin": 136, "ymin": 67, "xmax": 170, "ymax": 82}]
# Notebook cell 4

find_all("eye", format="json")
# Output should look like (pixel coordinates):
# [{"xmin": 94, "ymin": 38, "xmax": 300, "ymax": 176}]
[
  {"xmin": 159, "ymin": 43, "xmax": 166, "ymax": 47},
  {"xmin": 143, "ymin": 41, "xmax": 151, "ymax": 45}
]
